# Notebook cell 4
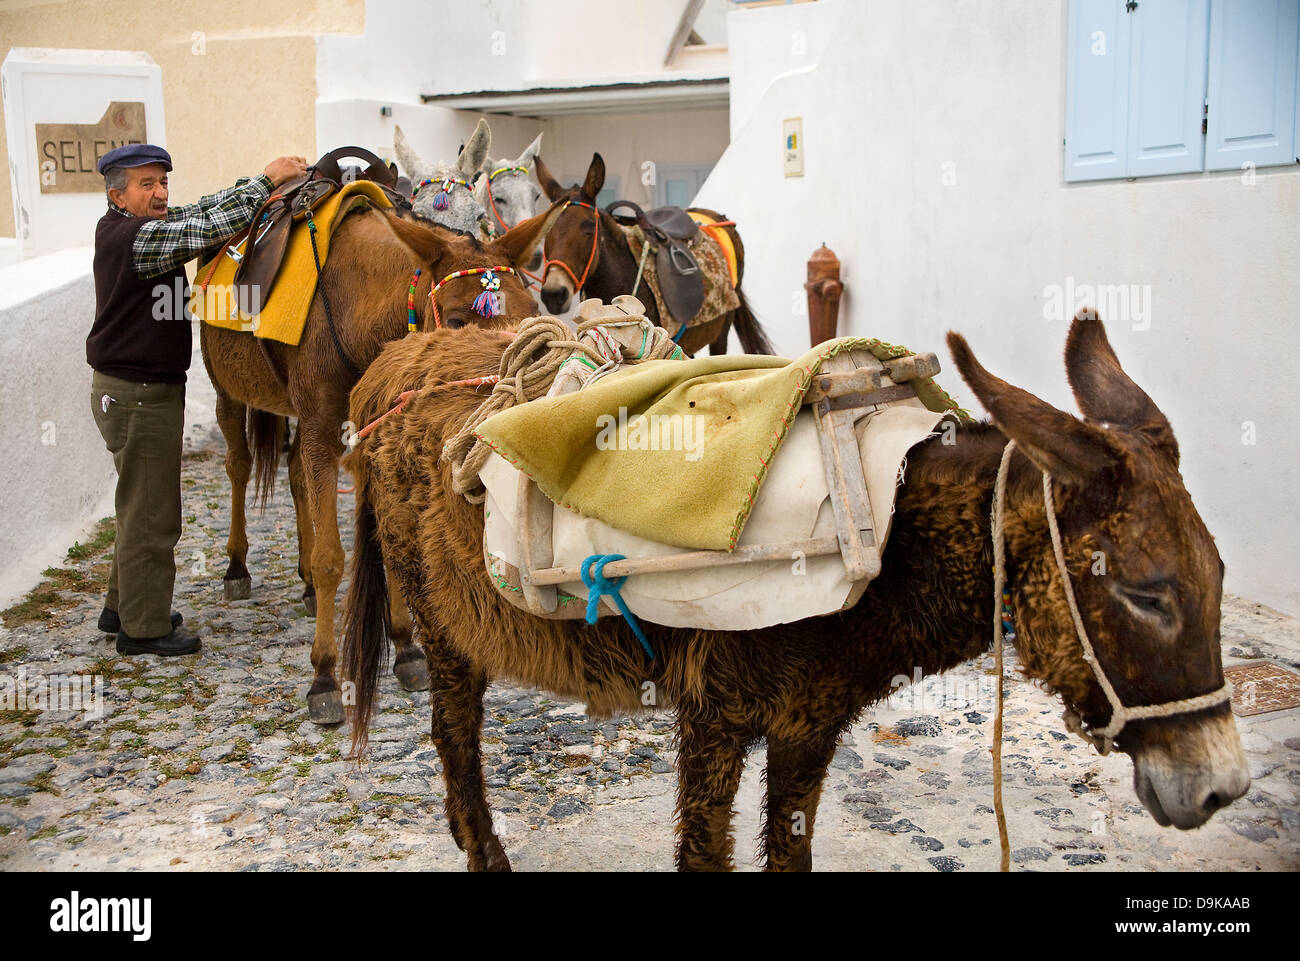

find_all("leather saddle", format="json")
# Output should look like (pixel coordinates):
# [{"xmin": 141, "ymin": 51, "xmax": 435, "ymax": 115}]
[
  {"xmin": 606, "ymin": 200, "xmax": 705, "ymax": 325},
  {"xmin": 226, "ymin": 146, "xmax": 404, "ymax": 313}
]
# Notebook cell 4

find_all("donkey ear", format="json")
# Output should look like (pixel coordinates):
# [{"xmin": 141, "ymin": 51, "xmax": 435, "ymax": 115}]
[
  {"xmin": 1065, "ymin": 309, "xmax": 1179, "ymax": 465},
  {"xmin": 491, "ymin": 198, "xmax": 566, "ymax": 269},
  {"xmin": 379, "ymin": 210, "xmax": 451, "ymax": 269},
  {"xmin": 581, "ymin": 153, "xmax": 606, "ymax": 202},
  {"xmin": 517, "ymin": 132, "xmax": 544, "ymax": 169},
  {"xmin": 947, "ymin": 331, "xmax": 1118, "ymax": 486},
  {"xmin": 393, "ymin": 126, "xmax": 430, "ymax": 183},
  {"xmin": 457, "ymin": 118, "xmax": 492, "ymax": 179},
  {"xmin": 535, "ymin": 155, "xmax": 565, "ymax": 201}
]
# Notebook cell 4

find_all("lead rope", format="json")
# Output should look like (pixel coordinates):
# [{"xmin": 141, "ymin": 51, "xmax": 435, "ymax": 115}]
[
  {"xmin": 990, "ymin": 439, "xmax": 1235, "ymax": 871},
  {"xmin": 441, "ymin": 313, "xmax": 680, "ymax": 502},
  {"xmin": 990, "ymin": 440, "xmax": 1016, "ymax": 873}
]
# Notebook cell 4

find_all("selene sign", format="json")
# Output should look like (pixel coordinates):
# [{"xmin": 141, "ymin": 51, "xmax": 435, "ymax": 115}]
[{"xmin": 35, "ymin": 101, "xmax": 147, "ymax": 194}]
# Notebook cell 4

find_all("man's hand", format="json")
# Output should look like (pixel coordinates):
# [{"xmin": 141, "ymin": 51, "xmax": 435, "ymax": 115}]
[{"xmin": 264, "ymin": 156, "xmax": 309, "ymax": 188}]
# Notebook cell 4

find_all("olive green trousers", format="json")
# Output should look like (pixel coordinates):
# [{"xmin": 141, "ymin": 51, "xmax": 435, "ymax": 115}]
[{"xmin": 90, "ymin": 371, "xmax": 185, "ymax": 638}]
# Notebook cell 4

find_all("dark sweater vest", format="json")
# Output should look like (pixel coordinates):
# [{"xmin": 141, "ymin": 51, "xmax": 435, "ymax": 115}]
[{"xmin": 87, "ymin": 210, "xmax": 192, "ymax": 383}]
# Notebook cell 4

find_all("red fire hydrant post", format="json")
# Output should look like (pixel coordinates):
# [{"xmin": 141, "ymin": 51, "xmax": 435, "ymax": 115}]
[{"xmin": 806, "ymin": 244, "xmax": 843, "ymax": 346}]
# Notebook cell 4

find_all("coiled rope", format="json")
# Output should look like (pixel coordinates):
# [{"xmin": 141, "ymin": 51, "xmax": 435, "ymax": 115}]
[{"xmin": 441, "ymin": 313, "xmax": 680, "ymax": 502}]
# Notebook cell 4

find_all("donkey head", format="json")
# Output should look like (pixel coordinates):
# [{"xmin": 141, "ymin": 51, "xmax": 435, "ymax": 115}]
[
  {"xmin": 476, "ymin": 132, "xmax": 545, "ymax": 234},
  {"xmin": 535, "ymin": 152, "xmax": 605, "ymax": 315},
  {"xmin": 948, "ymin": 310, "xmax": 1249, "ymax": 829},
  {"xmin": 394, "ymin": 119, "xmax": 492, "ymax": 237},
  {"xmin": 380, "ymin": 201, "xmax": 563, "ymax": 331}
]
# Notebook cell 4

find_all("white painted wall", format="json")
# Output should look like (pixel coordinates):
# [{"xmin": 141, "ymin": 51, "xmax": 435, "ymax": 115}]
[
  {"xmin": 0, "ymin": 250, "xmax": 114, "ymax": 607},
  {"xmin": 545, "ymin": 108, "xmax": 731, "ymax": 207},
  {"xmin": 316, "ymin": 0, "xmax": 728, "ymax": 104},
  {"xmin": 0, "ymin": 250, "xmax": 218, "ymax": 609},
  {"xmin": 315, "ymin": 99, "xmax": 548, "ymax": 174},
  {"xmin": 698, "ymin": 0, "xmax": 1300, "ymax": 616},
  {"xmin": 726, "ymin": 0, "xmax": 842, "ymax": 139}
]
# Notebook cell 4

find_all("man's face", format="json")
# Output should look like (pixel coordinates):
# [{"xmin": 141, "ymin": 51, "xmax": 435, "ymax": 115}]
[{"xmin": 110, "ymin": 163, "xmax": 170, "ymax": 219}]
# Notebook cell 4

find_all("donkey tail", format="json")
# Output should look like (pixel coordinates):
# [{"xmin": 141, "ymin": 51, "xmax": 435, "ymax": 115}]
[
  {"xmin": 342, "ymin": 472, "xmax": 391, "ymax": 759},
  {"xmin": 731, "ymin": 287, "xmax": 776, "ymax": 355},
  {"xmin": 247, "ymin": 409, "xmax": 284, "ymax": 509}
]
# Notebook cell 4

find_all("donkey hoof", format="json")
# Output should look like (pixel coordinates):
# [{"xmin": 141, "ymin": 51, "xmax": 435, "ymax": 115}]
[
  {"xmin": 223, "ymin": 576, "xmax": 252, "ymax": 601},
  {"xmin": 302, "ymin": 588, "xmax": 317, "ymax": 617},
  {"xmin": 393, "ymin": 654, "xmax": 431, "ymax": 692},
  {"xmin": 307, "ymin": 690, "xmax": 344, "ymax": 726}
]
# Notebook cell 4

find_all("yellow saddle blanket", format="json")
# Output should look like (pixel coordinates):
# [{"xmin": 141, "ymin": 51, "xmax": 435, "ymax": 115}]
[{"xmin": 191, "ymin": 180, "xmax": 394, "ymax": 346}]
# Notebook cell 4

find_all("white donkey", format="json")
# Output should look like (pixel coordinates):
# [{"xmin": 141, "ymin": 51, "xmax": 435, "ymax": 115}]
[
  {"xmin": 394, "ymin": 118, "xmax": 492, "ymax": 236},
  {"xmin": 475, "ymin": 132, "xmax": 545, "ymax": 235},
  {"xmin": 474, "ymin": 130, "xmax": 546, "ymax": 281}
]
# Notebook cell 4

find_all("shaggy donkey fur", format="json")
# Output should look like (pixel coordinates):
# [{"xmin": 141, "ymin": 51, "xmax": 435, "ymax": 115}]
[{"xmin": 342, "ymin": 312, "xmax": 1245, "ymax": 870}]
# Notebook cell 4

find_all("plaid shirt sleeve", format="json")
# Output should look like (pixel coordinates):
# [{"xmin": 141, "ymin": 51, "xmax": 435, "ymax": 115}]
[{"xmin": 131, "ymin": 174, "xmax": 274, "ymax": 279}]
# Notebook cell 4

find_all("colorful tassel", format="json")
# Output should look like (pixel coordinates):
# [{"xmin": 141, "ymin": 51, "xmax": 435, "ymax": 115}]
[
  {"xmin": 432, "ymin": 190, "xmax": 451, "ymax": 210},
  {"xmin": 472, "ymin": 290, "xmax": 501, "ymax": 317}
]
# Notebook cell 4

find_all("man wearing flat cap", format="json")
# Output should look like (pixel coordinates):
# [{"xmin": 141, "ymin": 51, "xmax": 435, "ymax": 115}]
[{"xmin": 88, "ymin": 144, "xmax": 306, "ymax": 656}]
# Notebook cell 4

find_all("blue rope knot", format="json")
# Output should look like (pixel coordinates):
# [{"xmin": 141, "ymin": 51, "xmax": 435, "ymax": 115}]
[{"xmin": 580, "ymin": 553, "xmax": 655, "ymax": 660}]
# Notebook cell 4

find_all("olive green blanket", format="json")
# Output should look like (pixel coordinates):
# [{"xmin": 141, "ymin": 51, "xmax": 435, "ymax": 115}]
[{"xmin": 473, "ymin": 337, "xmax": 962, "ymax": 551}]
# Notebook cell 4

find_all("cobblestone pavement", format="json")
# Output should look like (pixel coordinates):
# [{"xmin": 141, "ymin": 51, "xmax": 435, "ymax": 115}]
[{"xmin": 1, "ymin": 425, "xmax": 1297, "ymax": 871}]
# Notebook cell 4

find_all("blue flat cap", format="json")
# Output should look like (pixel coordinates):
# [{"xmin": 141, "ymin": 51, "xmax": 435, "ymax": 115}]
[{"xmin": 97, "ymin": 143, "xmax": 173, "ymax": 175}]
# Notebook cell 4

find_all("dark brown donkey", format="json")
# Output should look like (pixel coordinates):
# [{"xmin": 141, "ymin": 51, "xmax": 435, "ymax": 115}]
[
  {"xmin": 342, "ymin": 311, "xmax": 1248, "ymax": 870},
  {"xmin": 534, "ymin": 152, "xmax": 774, "ymax": 357},
  {"xmin": 200, "ymin": 201, "xmax": 562, "ymax": 723}
]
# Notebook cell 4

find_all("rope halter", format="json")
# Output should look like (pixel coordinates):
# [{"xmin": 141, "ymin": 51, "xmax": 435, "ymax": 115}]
[
  {"xmin": 987, "ymin": 439, "xmax": 1233, "ymax": 871},
  {"xmin": 428, "ymin": 265, "xmax": 516, "ymax": 329},
  {"xmin": 992, "ymin": 439, "xmax": 1233, "ymax": 757},
  {"xmin": 412, "ymin": 175, "xmax": 471, "ymax": 211},
  {"xmin": 542, "ymin": 200, "xmax": 600, "ymax": 295}
]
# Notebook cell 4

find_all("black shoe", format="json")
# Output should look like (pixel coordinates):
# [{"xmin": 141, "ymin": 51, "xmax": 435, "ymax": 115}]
[
  {"xmin": 115, "ymin": 627, "xmax": 201, "ymax": 656},
  {"xmin": 99, "ymin": 608, "xmax": 182, "ymax": 634}
]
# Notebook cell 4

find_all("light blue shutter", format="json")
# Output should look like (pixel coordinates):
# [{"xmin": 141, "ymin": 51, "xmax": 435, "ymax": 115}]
[
  {"xmin": 1127, "ymin": 0, "xmax": 1210, "ymax": 176},
  {"xmin": 1205, "ymin": 0, "xmax": 1300, "ymax": 170},
  {"xmin": 1065, "ymin": 0, "xmax": 1133, "ymax": 181}
]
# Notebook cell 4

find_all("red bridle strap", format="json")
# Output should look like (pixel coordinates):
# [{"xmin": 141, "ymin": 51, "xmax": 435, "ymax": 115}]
[
  {"xmin": 485, "ymin": 165, "xmax": 530, "ymax": 234},
  {"xmin": 353, "ymin": 376, "xmax": 501, "ymax": 444},
  {"xmin": 542, "ymin": 200, "xmax": 599, "ymax": 295}
]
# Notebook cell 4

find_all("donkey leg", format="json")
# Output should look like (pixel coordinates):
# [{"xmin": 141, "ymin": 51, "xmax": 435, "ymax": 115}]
[
  {"xmin": 760, "ymin": 732, "xmax": 839, "ymax": 872},
  {"xmin": 673, "ymin": 714, "xmax": 748, "ymax": 871},
  {"xmin": 287, "ymin": 428, "xmax": 317, "ymax": 616},
  {"xmin": 387, "ymin": 569, "xmax": 430, "ymax": 691},
  {"xmin": 300, "ymin": 431, "xmax": 346, "ymax": 725},
  {"xmin": 424, "ymin": 632, "xmax": 509, "ymax": 871},
  {"xmin": 215, "ymin": 392, "xmax": 253, "ymax": 600}
]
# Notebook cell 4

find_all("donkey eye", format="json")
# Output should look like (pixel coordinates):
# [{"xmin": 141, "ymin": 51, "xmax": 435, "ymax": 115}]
[{"xmin": 1120, "ymin": 585, "xmax": 1175, "ymax": 623}]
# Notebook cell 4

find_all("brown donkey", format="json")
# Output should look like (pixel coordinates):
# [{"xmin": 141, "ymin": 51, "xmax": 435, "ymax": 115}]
[
  {"xmin": 200, "ymin": 202, "xmax": 562, "ymax": 723},
  {"xmin": 342, "ymin": 311, "xmax": 1248, "ymax": 869},
  {"xmin": 534, "ymin": 152, "xmax": 774, "ymax": 357}
]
